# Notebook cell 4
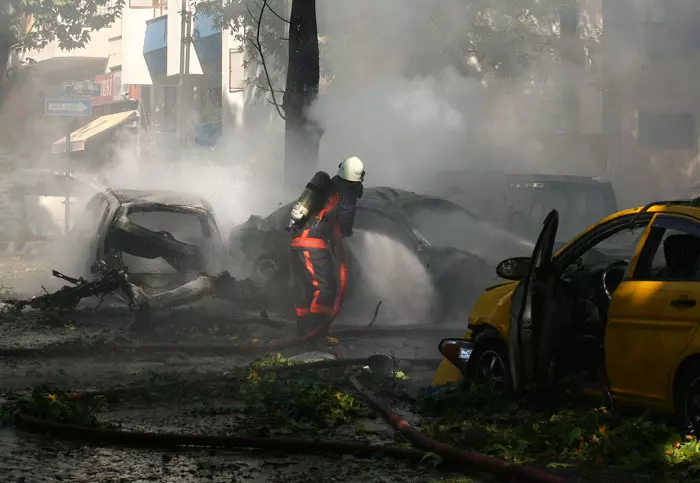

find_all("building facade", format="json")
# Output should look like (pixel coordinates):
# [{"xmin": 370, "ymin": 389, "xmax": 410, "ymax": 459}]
[
  {"xmin": 602, "ymin": 0, "xmax": 700, "ymax": 207},
  {"xmin": 4, "ymin": 0, "xmax": 271, "ymax": 170},
  {"xmin": 120, "ymin": 0, "xmax": 256, "ymax": 154}
]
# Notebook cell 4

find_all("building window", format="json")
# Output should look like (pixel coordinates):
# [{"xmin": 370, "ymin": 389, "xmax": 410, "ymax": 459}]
[
  {"xmin": 129, "ymin": 0, "xmax": 154, "ymax": 7},
  {"xmin": 637, "ymin": 112, "xmax": 696, "ymax": 150},
  {"xmin": 644, "ymin": 22, "xmax": 700, "ymax": 58},
  {"xmin": 96, "ymin": 0, "xmax": 114, "ymax": 16},
  {"xmin": 129, "ymin": 0, "xmax": 167, "ymax": 16},
  {"xmin": 641, "ymin": 0, "xmax": 700, "ymax": 59}
]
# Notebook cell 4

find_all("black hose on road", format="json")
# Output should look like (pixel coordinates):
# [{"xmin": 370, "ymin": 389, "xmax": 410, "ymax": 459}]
[
  {"xmin": 15, "ymin": 414, "xmax": 428, "ymax": 461},
  {"xmin": 10, "ymin": 355, "xmax": 566, "ymax": 483},
  {"xmin": 0, "ymin": 326, "xmax": 454, "ymax": 359}
]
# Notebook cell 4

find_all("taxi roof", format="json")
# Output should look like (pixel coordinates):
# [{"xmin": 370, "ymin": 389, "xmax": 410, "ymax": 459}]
[
  {"xmin": 603, "ymin": 198, "xmax": 700, "ymax": 223},
  {"xmin": 553, "ymin": 198, "xmax": 700, "ymax": 257}
]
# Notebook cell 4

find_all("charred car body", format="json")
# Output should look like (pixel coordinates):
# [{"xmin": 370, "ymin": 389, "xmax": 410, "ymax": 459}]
[
  {"xmin": 228, "ymin": 187, "xmax": 533, "ymax": 324},
  {"xmin": 67, "ymin": 188, "xmax": 227, "ymax": 291},
  {"xmin": 3, "ymin": 171, "xmax": 243, "ymax": 317},
  {"xmin": 1, "ymin": 170, "xmax": 227, "ymax": 287}
]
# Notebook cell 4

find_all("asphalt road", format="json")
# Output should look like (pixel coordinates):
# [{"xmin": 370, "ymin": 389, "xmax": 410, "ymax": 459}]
[{"xmin": 0, "ymin": 294, "xmax": 478, "ymax": 483}]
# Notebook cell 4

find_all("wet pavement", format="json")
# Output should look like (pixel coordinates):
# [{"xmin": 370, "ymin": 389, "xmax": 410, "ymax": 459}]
[
  {"xmin": 0, "ymin": 428, "xmax": 441, "ymax": 482},
  {"xmin": 0, "ymin": 267, "xmax": 475, "ymax": 483}
]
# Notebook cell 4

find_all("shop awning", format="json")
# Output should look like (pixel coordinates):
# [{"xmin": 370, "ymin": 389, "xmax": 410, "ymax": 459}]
[
  {"xmin": 143, "ymin": 15, "xmax": 167, "ymax": 75},
  {"xmin": 52, "ymin": 110, "xmax": 138, "ymax": 154},
  {"xmin": 193, "ymin": 12, "xmax": 222, "ymax": 73}
]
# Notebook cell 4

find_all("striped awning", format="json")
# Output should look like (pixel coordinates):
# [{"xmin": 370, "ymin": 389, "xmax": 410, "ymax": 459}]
[{"xmin": 52, "ymin": 110, "xmax": 138, "ymax": 154}]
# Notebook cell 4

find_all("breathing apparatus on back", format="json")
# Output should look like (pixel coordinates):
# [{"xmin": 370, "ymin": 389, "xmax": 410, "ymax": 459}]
[{"xmin": 287, "ymin": 171, "xmax": 334, "ymax": 232}]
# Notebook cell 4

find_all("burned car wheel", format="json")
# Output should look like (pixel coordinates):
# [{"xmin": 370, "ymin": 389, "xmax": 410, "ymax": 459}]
[
  {"xmin": 469, "ymin": 334, "xmax": 512, "ymax": 394},
  {"xmin": 254, "ymin": 256, "xmax": 280, "ymax": 285},
  {"xmin": 675, "ymin": 362, "xmax": 700, "ymax": 435},
  {"xmin": 251, "ymin": 253, "xmax": 295, "ymax": 316}
]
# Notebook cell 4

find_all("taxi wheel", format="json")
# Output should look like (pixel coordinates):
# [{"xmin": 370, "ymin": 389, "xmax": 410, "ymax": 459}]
[
  {"xmin": 675, "ymin": 363, "xmax": 700, "ymax": 435},
  {"xmin": 469, "ymin": 334, "xmax": 512, "ymax": 395}
]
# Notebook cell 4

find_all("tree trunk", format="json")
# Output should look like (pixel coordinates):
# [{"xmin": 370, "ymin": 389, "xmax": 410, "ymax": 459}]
[
  {"xmin": 282, "ymin": 0, "xmax": 321, "ymax": 200},
  {"xmin": 0, "ymin": 39, "xmax": 11, "ymax": 105}
]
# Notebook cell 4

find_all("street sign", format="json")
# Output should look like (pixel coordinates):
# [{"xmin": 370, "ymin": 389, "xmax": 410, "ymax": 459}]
[
  {"xmin": 45, "ymin": 98, "xmax": 92, "ymax": 117},
  {"xmin": 63, "ymin": 81, "xmax": 102, "ymax": 97}
]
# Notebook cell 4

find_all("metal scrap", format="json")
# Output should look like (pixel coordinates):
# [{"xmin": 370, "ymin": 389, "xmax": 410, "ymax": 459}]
[{"xmin": 2, "ymin": 258, "xmax": 259, "ymax": 322}]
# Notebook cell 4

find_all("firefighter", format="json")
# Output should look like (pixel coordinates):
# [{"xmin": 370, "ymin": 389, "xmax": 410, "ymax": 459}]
[{"xmin": 288, "ymin": 156, "xmax": 366, "ymax": 345}]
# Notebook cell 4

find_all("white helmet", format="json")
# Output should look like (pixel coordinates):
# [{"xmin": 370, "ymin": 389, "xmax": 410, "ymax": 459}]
[{"xmin": 338, "ymin": 156, "xmax": 365, "ymax": 182}]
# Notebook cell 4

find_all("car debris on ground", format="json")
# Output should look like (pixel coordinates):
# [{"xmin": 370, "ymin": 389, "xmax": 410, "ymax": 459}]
[
  {"xmin": 0, "ymin": 256, "xmax": 257, "ymax": 325},
  {"xmin": 0, "ymin": 171, "xmax": 262, "ymax": 323}
]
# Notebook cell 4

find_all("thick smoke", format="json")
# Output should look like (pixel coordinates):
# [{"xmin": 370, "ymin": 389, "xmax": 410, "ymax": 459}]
[
  {"xmin": 3, "ymin": 0, "xmax": 639, "ymax": 314},
  {"xmin": 312, "ymin": 0, "xmax": 606, "ymax": 193}
]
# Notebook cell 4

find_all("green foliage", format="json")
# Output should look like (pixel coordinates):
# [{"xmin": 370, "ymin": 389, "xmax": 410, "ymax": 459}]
[
  {"xmin": 1, "ymin": 0, "xmax": 125, "ymax": 53},
  {"xmin": 418, "ymin": 380, "xmax": 700, "ymax": 477},
  {"xmin": 238, "ymin": 354, "xmax": 370, "ymax": 433},
  {"xmin": 194, "ymin": 0, "xmax": 287, "ymax": 93},
  {"xmin": 0, "ymin": 384, "xmax": 108, "ymax": 427},
  {"xmin": 193, "ymin": 0, "xmax": 599, "ymax": 101}
]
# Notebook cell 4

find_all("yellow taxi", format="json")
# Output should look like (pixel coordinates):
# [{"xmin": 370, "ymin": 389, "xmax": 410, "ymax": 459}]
[{"xmin": 433, "ymin": 201, "xmax": 700, "ymax": 431}]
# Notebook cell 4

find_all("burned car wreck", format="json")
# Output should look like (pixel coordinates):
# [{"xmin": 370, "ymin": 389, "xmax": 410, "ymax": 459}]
[
  {"xmin": 228, "ymin": 187, "xmax": 534, "ymax": 324},
  {"xmin": 70, "ymin": 188, "xmax": 227, "ymax": 287},
  {"xmin": 3, "ymin": 174, "xmax": 249, "ymax": 319}
]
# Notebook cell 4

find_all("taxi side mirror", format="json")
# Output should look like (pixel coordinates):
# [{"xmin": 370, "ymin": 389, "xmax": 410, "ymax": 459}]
[{"xmin": 496, "ymin": 257, "xmax": 530, "ymax": 280}]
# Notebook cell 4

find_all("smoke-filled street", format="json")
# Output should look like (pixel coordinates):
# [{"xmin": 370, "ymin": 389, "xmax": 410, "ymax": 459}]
[{"xmin": 5, "ymin": 0, "xmax": 700, "ymax": 482}]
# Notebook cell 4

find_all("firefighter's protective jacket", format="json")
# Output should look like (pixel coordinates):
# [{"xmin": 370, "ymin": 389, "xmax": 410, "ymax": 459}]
[{"xmin": 291, "ymin": 176, "xmax": 363, "ymax": 247}]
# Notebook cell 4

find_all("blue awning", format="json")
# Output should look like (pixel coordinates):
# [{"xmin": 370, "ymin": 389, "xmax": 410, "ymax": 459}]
[
  {"xmin": 193, "ymin": 12, "xmax": 222, "ymax": 73},
  {"xmin": 143, "ymin": 15, "xmax": 167, "ymax": 75}
]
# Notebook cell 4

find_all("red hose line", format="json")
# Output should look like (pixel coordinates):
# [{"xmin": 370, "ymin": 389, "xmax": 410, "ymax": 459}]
[{"xmin": 348, "ymin": 375, "xmax": 568, "ymax": 483}]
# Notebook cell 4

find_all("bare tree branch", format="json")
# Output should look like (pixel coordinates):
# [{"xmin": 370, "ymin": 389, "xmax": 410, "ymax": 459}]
[
  {"xmin": 245, "ymin": 0, "xmax": 286, "ymax": 120},
  {"xmin": 258, "ymin": 1, "xmax": 289, "ymax": 24},
  {"xmin": 243, "ymin": 79, "xmax": 286, "ymax": 94}
]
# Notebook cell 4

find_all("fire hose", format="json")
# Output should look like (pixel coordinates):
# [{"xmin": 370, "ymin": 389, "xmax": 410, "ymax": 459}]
[{"xmin": 11, "ymin": 356, "xmax": 567, "ymax": 483}]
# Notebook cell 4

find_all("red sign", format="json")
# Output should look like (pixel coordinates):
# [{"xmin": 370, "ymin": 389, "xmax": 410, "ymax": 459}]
[
  {"xmin": 92, "ymin": 71, "xmax": 140, "ymax": 106},
  {"xmin": 92, "ymin": 72, "xmax": 115, "ymax": 106},
  {"xmin": 129, "ymin": 85, "xmax": 141, "ymax": 101}
]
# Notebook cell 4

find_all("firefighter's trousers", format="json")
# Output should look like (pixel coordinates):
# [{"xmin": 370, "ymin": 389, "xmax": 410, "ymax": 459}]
[{"xmin": 291, "ymin": 246, "xmax": 337, "ymax": 338}]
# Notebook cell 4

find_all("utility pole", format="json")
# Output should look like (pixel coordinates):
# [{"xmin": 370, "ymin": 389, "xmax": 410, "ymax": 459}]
[
  {"xmin": 176, "ymin": 0, "xmax": 192, "ymax": 163},
  {"xmin": 559, "ymin": 4, "xmax": 582, "ymax": 135}
]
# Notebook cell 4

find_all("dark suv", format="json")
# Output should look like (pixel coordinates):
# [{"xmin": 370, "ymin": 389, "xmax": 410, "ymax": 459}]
[{"xmin": 428, "ymin": 171, "xmax": 619, "ymax": 243}]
